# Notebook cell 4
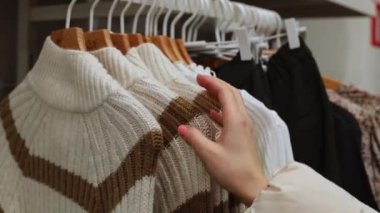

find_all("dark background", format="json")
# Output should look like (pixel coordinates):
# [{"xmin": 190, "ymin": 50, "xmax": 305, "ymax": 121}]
[{"xmin": 0, "ymin": 1, "xmax": 18, "ymax": 99}]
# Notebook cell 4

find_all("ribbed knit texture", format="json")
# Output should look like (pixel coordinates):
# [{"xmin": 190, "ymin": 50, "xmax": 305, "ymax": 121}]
[
  {"xmin": 240, "ymin": 91, "xmax": 294, "ymax": 177},
  {"xmin": 90, "ymin": 47, "xmax": 239, "ymax": 213},
  {"xmin": 179, "ymin": 66, "xmax": 294, "ymax": 178},
  {"xmin": 133, "ymin": 44, "xmax": 295, "ymax": 179},
  {"xmin": 131, "ymin": 45, "xmax": 219, "ymax": 114},
  {"xmin": 0, "ymin": 37, "xmax": 164, "ymax": 213}
]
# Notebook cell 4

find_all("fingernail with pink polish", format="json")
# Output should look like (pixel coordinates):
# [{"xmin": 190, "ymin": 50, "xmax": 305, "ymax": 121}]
[{"xmin": 178, "ymin": 125, "xmax": 187, "ymax": 137}]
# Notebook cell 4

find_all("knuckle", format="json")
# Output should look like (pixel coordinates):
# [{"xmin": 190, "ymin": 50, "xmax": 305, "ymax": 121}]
[
  {"xmin": 233, "ymin": 88, "xmax": 240, "ymax": 96},
  {"xmin": 238, "ymin": 117, "xmax": 253, "ymax": 129},
  {"xmin": 228, "ymin": 87, "xmax": 235, "ymax": 95}
]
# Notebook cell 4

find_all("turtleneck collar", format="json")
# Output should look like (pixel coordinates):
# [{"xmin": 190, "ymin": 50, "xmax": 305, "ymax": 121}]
[
  {"xmin": 132, "ymin": 43, "xmax": 190, "ymax": 84},
  {"xmin": 90, "ymin": 47, "xmax": 151, "ymax": 90},
  {"xmin": 26, "ymin": 37, "xmax": 120, "ymax": 113}
]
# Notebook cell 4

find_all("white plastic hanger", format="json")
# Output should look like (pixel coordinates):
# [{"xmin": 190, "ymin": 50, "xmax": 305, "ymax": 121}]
[
  {"xmin": 120, "ymin": 0, "xmax": 133, "ymax": 33},
  {"xmin": 187, "ymin": 0, "xmax": 241, "ymax": 49},
  {"xmin": 235, "ymin": 27, "xmax": 253, "ymax": 61},
  {"xmin": 258, "ymin": 10, "xmax": 268, "ymax": 35},
  {"xmin": 65, "ymin": 0, "xmax": 78, "ymax": 28},
  {"xmin": 271, "ymin": 11, "xmax": 280, "ymax": 35},
  {"xmin": 255, "ymin": 9, "xmax": 264, "ymax": 36},
  {"xmin": 213, "ymin": 0, "xmax": 223, "ymax": 43},
  {"xmin": 266, "ymin": 10, "xmax": 277, "ymax": 36},
  {"xmin": 274, "ymin": 12, "xmax": 283, "ymax": 48},
  {"xmin": 51, "ymin": 0, "xmax": 84, "ymax": 51},
  {"xmin": 145, "ymin": 0, "xmax": 157, "ymax": 35},
  {"xmin": 264, "ymin": 10, "xmax": 273, "ymax": 36},
  {"xmin": 162, "ymin": 0, "xmax": 174, "ymax": 36},
  {"xmin": 107, "ymin": 0, "xmax": 120, "ymax": 31},
  {"xmin": 187, "ymin": 0, "xmax": 205, "ymax": 42},
  {"xmin": 235, "ymin": 3, "xmax": 247, "ymax": 29},
  {"xmin": 219, "ymin": 0, "xmax": 235, "ymax": 42},
  {"xmin": 89, "ymin": 0, "xmax": 100, "ymax": 31},
  {"xmin": 285, "ymin": 18, "xmax": 300, "ymax": 49},
  {"xmin": 217, "ymin": 0, "xmax": 227, "ymax": 42},
  {"xmin": 191, "ymin": 0, "xmax": 211, "ymax": 41},
  {"xmin": 132, "ymin": 0, "xmax": 148, "ymax": 33},
  {"xmin": 185, "ymin": 1, "xmax": 304, "ymax": 58},
  {"xmin": 170, "ymin": 0, "xmax": 186, "ymax": 38},
  {"xmin": 149, "ymin": 0, "xmax": 160, "ymax": 35},
  {"xmin": 152, "ymin": 0, "xmax": 166, "ymax": 35},
  {"xmin": 231, "ymin": 2, "xmax": 259, "ymax": 57},
  {"xmin": 181, "ymin": 0, "xmax": 199, "ymax": 41}
]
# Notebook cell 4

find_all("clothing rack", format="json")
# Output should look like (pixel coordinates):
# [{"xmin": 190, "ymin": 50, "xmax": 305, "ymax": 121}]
[
  {"xmin": 17, "ymin": 0, "xmax": 280, "ymax": 83},
  {"xmin": 17, "ymin": 0, "xmax": 375, "ymax": 83}
]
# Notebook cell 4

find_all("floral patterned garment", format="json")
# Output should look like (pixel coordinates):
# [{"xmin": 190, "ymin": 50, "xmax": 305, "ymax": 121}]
[
  {"xmin": 328, "ymin": 89, "xmax": 380, "ymax": 209},
  {"xmin": 337, "ymin": 85, "xmax": 380, "ymax": 111}
]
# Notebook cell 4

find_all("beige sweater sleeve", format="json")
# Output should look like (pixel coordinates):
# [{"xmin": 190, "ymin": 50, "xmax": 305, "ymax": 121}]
[{"xmin": 245, "ymin": 162, "xmax": 378, "ymax": 213}]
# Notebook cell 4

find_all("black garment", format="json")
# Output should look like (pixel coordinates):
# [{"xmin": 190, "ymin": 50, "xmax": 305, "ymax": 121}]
[
  {"xmin": 266, "ymin": 38, "xmax": 341, "ymax": 184},
  {"xmin": 332, "ymin": 103, "xmax": 378, "ymax": 210},
  {"xmin": 214, "ymin": 39, "xmax": 376, "ymax": 208},
  {"xmin": 215, "ymin": 54, "xmax": 272, "ymax": 108}
]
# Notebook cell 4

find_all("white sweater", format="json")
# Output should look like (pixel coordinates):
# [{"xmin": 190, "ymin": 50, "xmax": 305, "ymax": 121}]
[
  {"xmin": 0, "ymin": 37, "xmax": 375, "ymax": 213},
  {"xmin": 132, "ymin": 44, "xmax": 294, "ymax": 178},
  {"xmin": 129, "ymin": 45, "xmax": 376, "ymax": 213},
  {"xmin": 90, "ymin": 47, "xmax": 235, "ymax": 212},
  {"xmin": 246, "ymin": 162, "xmax": 377, "ymax": 213},
  {"xmin": 177, "ymin": 62, "xmax": 294, "ymax": 178},
  {"xmin": 0, "ymin": 37, "xmax": 164, "ymax": 212}
]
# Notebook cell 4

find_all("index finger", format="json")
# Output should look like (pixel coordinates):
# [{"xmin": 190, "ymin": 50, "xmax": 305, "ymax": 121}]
[{"xmin": 196, "ymin": 75, "xmax": 238, "ymax": 123}]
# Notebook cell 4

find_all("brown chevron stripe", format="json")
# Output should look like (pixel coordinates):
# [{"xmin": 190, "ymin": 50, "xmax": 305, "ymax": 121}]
[
  {"xmin": 0, "ymin": 204, "xmax": 3, "ymax": 213},
  {"xmin": 157, "ymin": 94, "xmax": 216, "ymax": 146},
  {"xmin": 0, "ymin": 93, "xmax": 223, "ymax": 212},
  {"xmin": 194, "ymin": 91, "xmax": 221, "ymax": 112},
  {"xmin": 0, "ymin": 98, "xmax": 162, "ymax": 213},
  {"xmin": 172, "ymin": 191, "xmax": 213, "ymax": 213},
  {"xmin": 158, "ymin": 96, "xmax": 205, "ymax": 146},
  {"xmin": 159, "ymin": 96, "xmax": 241, "ymax": 213},
  {"xmin": 172, "ymin": 191, "xmax": 241, "ymax": 213}
]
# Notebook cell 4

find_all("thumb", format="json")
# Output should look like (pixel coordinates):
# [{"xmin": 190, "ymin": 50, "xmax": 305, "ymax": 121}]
[{"xmin": 178, "ymin": 125, "xmax": 221, "ymax": 162}]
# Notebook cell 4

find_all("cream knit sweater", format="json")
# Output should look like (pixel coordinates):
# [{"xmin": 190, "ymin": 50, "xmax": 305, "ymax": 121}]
[
  {"xmin": 90, "ymin": 47, "xmax": 239, "ymax": 213},
  {"xmin": 131, "ymin": 44, "xmax": 293, "ymax": 178},
  {"xmin": 178, "ymin": 65, "xmax": 294, "ymax": 178},
  {"xmin": 0, "ymin": 38, "xmax": 164, "ymax": 213}
]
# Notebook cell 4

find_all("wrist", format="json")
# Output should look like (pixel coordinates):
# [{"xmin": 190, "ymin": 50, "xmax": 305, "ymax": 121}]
[{"xmin": 240, "ymin": 175, "xmax": 269, "ymax": 206}]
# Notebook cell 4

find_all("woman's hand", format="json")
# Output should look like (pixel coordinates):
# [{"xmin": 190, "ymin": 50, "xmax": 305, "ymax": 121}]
[{"xmin": 178, "ymin": 75, "xmax": 268, "ymax": 206}]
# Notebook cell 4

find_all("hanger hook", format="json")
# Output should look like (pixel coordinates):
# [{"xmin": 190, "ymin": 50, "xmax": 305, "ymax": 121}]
[
  {"xmin": 191, "ymin": 0, "xmax": 209, "ymax": 41},
  {"xmin": 162, "ymin": 0, "xmax": 174, "ymax": 36},
  {"xmin": 107, "ymin": 0, "xmax": 120, "ymax": 31},
  {"xmin": 188, "ymin": 0, "xmax": 205, "ymax": 41},
  {"xmin": 181, "ymin": 0, "xmax": 198, "ymax": 41},
  {"xmin": 65, "ymin": 0, "xmax": 78, "ymax": 28},
  {"xmin": 220, "ymin": 0, "xmax": 235, "ymax": 41},
  {"xmin": 153, "ymin": 0, "xmax": 165, "ymax": 35},
  {"xmin": 89, "ymin": 0, "xmax": 100, "ymax": 31},
  {"xmin": 275, "ymin": 12, "xmax": 283, "ymax": 48},
  {"xmin": 120, "ymin": 0, "xmax": 133, "ymax": 34},
  {"xmin": 132, "ymin": 0, "xmax": 148, "ymax": 33},
  {"xmin": 170, "ymin": 0, "xmax": 186, "ymax": 38},
  {"xmin": 145, "ymin": 0, "xmax": 157, "ymax": 36},
  {"xmin": 214, "ymin": 0, "xmax": 223, "ymax": 42}
]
